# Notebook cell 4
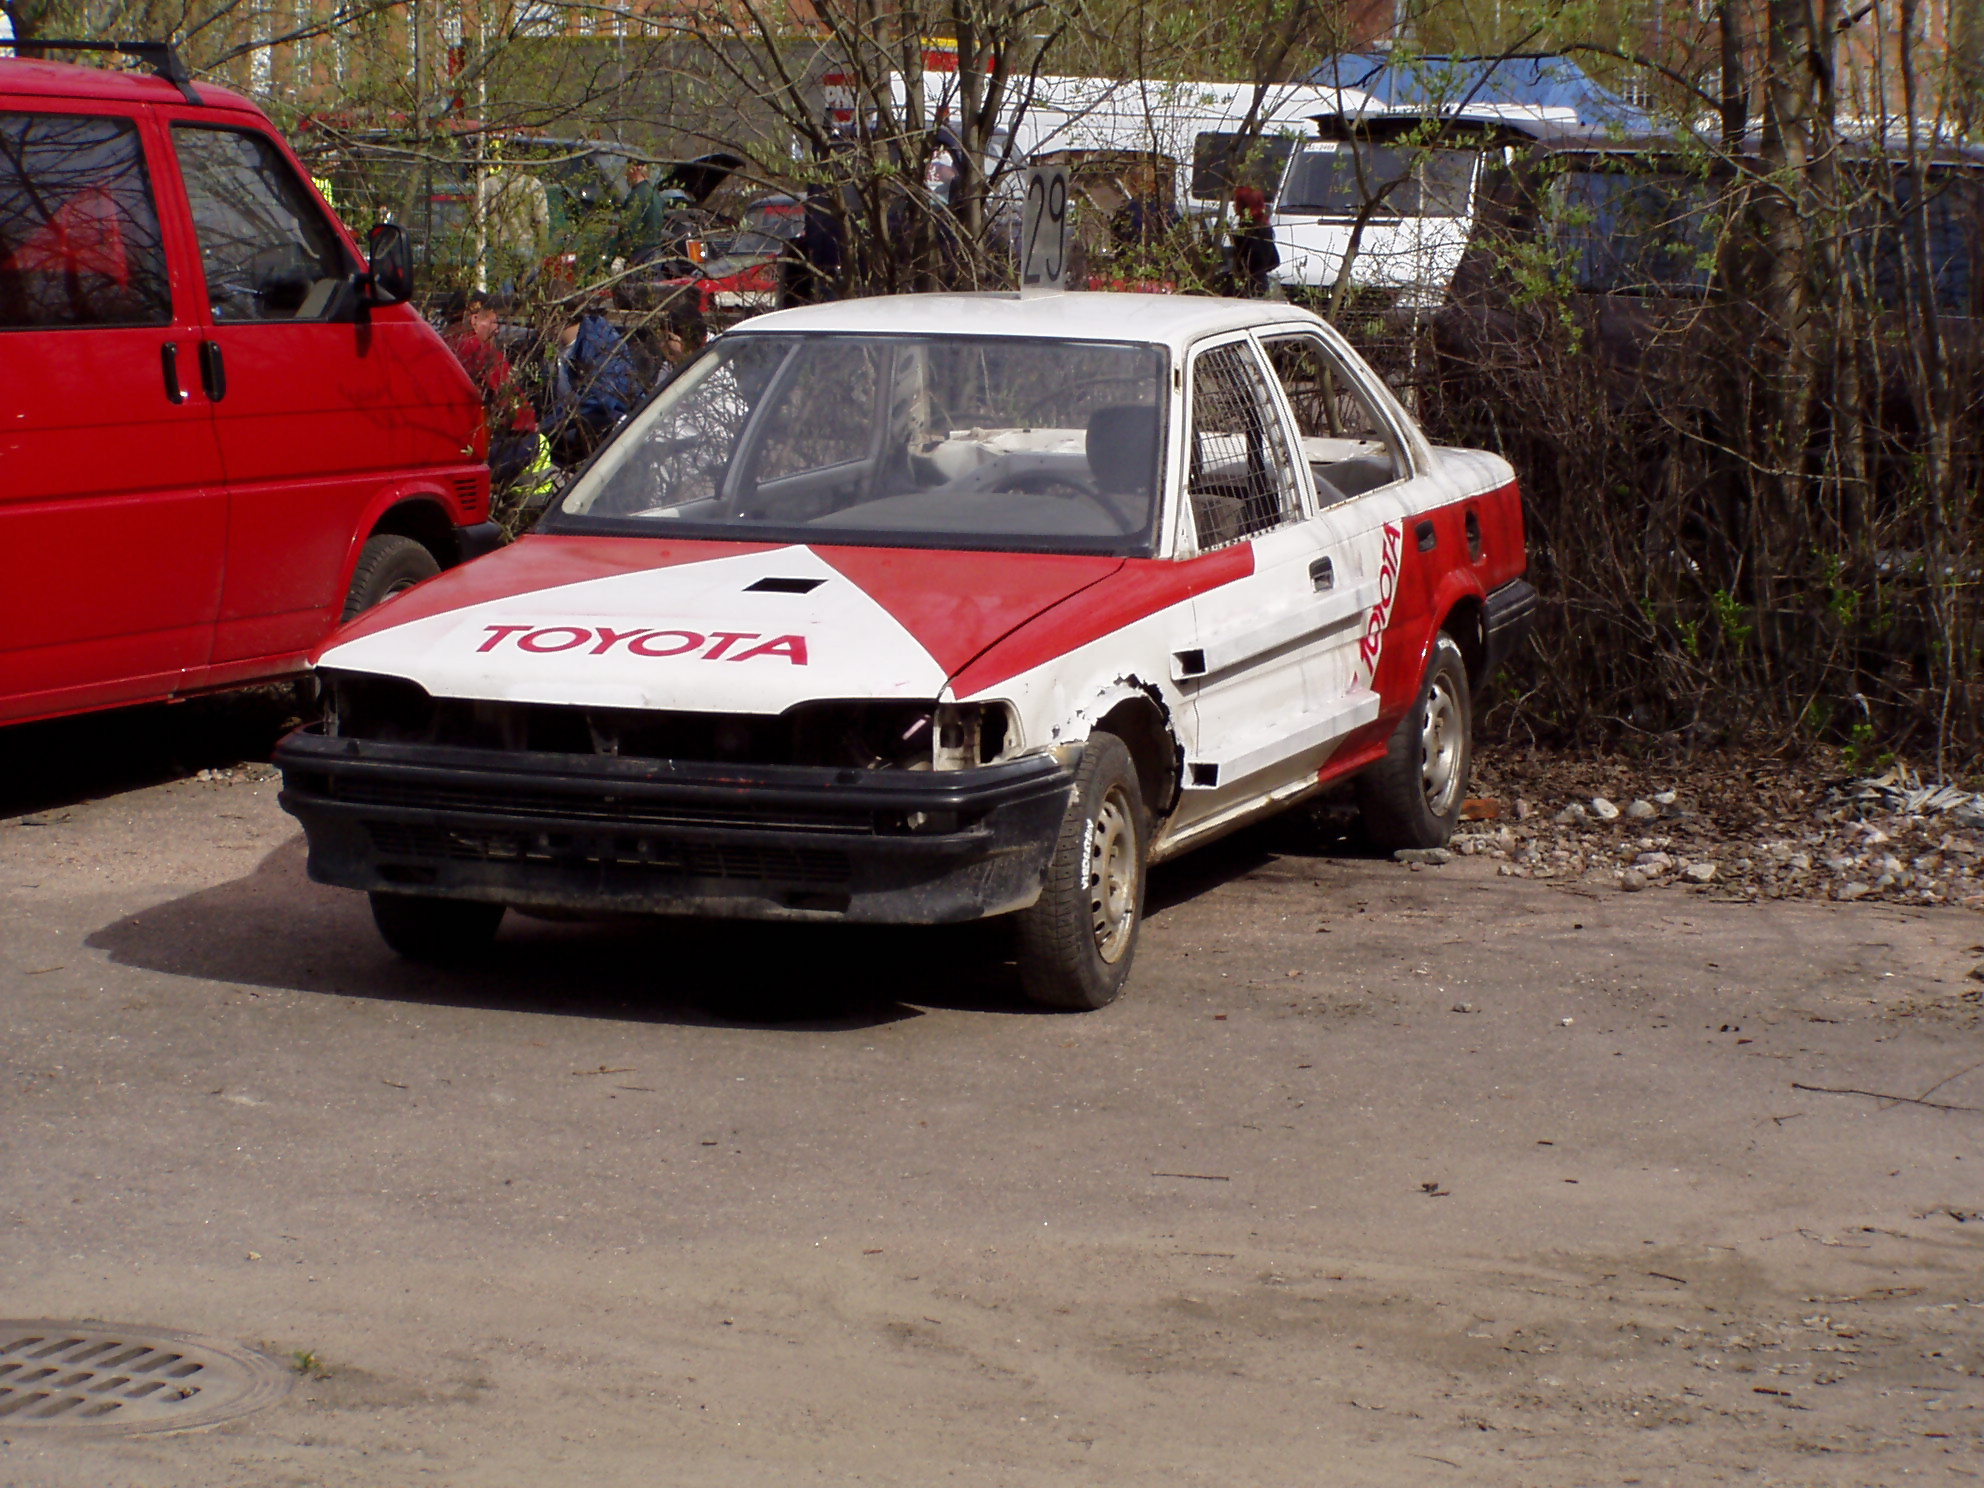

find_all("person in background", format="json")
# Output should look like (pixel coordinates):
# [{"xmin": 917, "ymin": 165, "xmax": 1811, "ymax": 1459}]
[
  {"xmin": 1230, "ymin": 185, "xmax": 1280, "ymax": 299},
  {"xmin": 784, "ymin": 183, "xmax": 844, "ymax": 306},
  {"xmin": 443, "ymin": 291, "xmax": 551, "ymax": 501},
  {"xmin": 618, "ymin": 160, "xmax": 670, "ymax": 265},
  {"xmin": 549, "ymin": 304, "xmax": 646, "ymax": 461},
  {"xmin": 658, "ymin": 310, "xmax": 707, "ymax": 370}
]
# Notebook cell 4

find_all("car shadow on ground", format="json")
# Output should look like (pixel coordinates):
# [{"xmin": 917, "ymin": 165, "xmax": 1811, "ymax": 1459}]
[
  {"xmin": 0, "ymin": 686, "xmax": 303, "ymax": 818},
  {"xmin": 84, "ymin": 790, "xmax": 1386, "ymax": 1029},
  {"xmin": 85, "ymin": 835, "xmax": 1031, "ymax": 1029}
]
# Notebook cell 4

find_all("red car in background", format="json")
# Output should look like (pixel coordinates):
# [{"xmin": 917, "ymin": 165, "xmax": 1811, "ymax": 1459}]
[
  {"xmin": 663, "ymin": 194, "xmax": 802, "ymax": 319},
  {"xmin": 0, "ymin": 42, "xmax": 497, "ymax": 727}
]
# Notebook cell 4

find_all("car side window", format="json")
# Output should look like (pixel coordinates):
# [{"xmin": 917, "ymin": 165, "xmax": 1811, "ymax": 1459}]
[
  {"xmin": 0, "ymin": 111, "xmax": 172, "ymax": 330},
  {"xmin": 172, "ymin": 125, "xmax": 351, "ymax": 323},
  {"xmin": 1258, "ymin": 334, "xmax": 1405, "ymax": 505},
  {"xmin": 1187, "ymin": 340, "xmax": 1302, "ymax": 551}
]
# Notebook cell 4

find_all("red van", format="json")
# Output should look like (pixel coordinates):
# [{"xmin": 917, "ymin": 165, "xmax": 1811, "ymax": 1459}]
[{"xmin": 0, "ymin": 42, "xmax": 497, "ymax": 727}]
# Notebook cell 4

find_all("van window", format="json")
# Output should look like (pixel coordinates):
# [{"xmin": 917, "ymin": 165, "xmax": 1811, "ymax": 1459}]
[
  {"xmin": 1188, "ymin": 340, "xmax": 1302, "ymax": 550},
  {"xmin": 1190, "ymin": 132, "xmax": 1298, "ymax": 202},
  {"xmin": 1553, "ymin": 169, "xmax": 1712, "ymax": 296},
  {"xmin": 1258, "ymin": 334, "xmax": 1403, "ymax": 504},
  {"xmin": 0, "ymin": 112, "xmax": 171, "ymax": 330},
  {"xmin": 1279, "ymin": 143, "xmax": 1475, "ymax": 218},
  {"xmin": 1853, "ymin": 170, "xmax": 1980, "ymax": 317},
  {"xmin": 173, "ymin": 125, "xmax": 352, "ymax": 322}
]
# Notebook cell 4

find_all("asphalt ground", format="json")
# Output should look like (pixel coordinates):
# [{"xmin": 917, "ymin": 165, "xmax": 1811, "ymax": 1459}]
[{"xmin": 2, "ymin": 696, "xmax": 1980, "ymax": 1487}]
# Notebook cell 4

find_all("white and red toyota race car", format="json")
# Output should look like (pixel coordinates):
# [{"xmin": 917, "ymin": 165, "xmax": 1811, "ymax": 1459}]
[{"xmin": 277, "ymin": 292, "xmax": 1535, "ymax": 1009}]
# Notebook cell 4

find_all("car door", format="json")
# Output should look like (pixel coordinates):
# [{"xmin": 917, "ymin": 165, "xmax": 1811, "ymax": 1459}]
[
  {"xmin": 0, "ymin": 100, "xmax": 227, "ymax": 723},
  {"xmin": 1169, "ymin": 334, "xmax": 1377, "ymax": 829},
  {"xmin": 162, "ymin": 117, "xmax": 408, "ymax": 664},
  {"xmin": 1255, "ymin": 327, "xmax": 1419, "ymax": 698}
]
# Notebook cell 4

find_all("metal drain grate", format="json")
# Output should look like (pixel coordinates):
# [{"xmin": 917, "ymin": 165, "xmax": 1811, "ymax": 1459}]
[{"xmin": 0, "ymin": 1321, "xmax": 289, "ymax": 1434}]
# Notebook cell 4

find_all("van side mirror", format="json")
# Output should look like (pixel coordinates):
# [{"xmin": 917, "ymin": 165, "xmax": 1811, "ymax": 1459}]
[{"xmin": 365, "ymin": 222, "xmax": 414, "ymax": 305}]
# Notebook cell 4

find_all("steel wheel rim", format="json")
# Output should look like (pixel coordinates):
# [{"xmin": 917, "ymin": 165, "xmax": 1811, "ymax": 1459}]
[
  {"xmin": 1088, "ymin": 786, "xmax": 1138, "ymax": 964},
  {"xmin": 1420, "ymin": 674, "xmax": 1464, "ymax": 817}
]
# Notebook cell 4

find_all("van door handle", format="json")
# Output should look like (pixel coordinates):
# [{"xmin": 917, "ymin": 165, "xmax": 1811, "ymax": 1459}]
[
  {"xmin": 1309, "ymin": 556, "xmax": 1335, "ymax": 591},
  {"xmin": 160, "ymin": 341, "xmax": 186, "ymax": 404},
  {"xmin": 198, "ymin": 339, "xmax": 227, "ymax": 402},
  {"xmin": 1416, "ymin": 519, "xmax": 1436, "ymax": 552}
]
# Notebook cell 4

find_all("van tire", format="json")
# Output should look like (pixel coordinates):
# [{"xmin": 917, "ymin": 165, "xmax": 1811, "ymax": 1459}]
[
  {"xmin": 369, "ymin": 892, "xmax": 504, "ymax": 963},
  {"xmin": 1014, "ymin": 732, "xmax": 1147, "ymax": 1011},
  {"xmin": 1357, "ymin": 632, "xmax": 1472, "ymax": 851},
  {"xmin": 342, "ymin": 534, "xmax": 440, "ymax": 621}
]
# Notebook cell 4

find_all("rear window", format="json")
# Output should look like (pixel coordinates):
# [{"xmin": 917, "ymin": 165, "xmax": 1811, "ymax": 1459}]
[
  {"xmin": 0, "ymin": 111, "xmax": 172, "ymax": 330},
  {"xmin": 1279, "ymin": 144, "xmax": 1476, "ymax": 218}
]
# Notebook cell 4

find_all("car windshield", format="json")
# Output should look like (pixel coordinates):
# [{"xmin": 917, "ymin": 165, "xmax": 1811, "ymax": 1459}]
[
  {"xmin": 1279, "ymin": 144, "xmax": 1475, "ymax": 217},
  {"xmin": 549, "ymin": 333, "xmax": 1169, "ymax": 556}
]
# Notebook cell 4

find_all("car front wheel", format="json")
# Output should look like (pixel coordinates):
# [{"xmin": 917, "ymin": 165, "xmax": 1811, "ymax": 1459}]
[
  {"xmin": 369, "ymin": 892, "xmax": 505, "ymax": 963},
  {"xmin": 1015, "ymin": 731, "xmax": 1147, "ymax": 1011},
  {"xmin": 1357, "ymin": 632, "xmax": 1473, "ymax": 851}
]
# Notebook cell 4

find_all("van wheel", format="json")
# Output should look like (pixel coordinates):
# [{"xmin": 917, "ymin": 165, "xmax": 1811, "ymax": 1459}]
[
  {"xmin": 342, "ymin": 534, "xmax": 440, "ymax": 621},
  {"xmin": 1014, "ymin": 732, "xmax": 1147, "ymax": 1011},
  {"xmin": 1357, "ymin": 632, "xmax": 1472, "ymax": 851},
  {"xmin": 369, "ymin": 892, "xmax": 505, "ymax": 963}
]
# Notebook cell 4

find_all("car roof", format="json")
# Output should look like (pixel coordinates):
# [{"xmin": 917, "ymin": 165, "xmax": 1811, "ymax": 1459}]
[
  {"xmin": 732, "ymin": 291, "xmax": 1326, "ymax": 350},
  {"xmin": 0, "ymin": 55, "xmax": 263, "ymax": 115}
]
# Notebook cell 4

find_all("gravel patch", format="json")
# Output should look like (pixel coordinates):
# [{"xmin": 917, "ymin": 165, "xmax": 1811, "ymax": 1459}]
[{"xmin": 1452, "ymin": 752, "xmax": 1984, "ymax": 908}]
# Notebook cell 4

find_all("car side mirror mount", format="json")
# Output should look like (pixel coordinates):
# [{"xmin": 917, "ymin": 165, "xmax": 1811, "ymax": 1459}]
[{"xmin": 364, "ymin": 222, "xmax": 414, "ymax": 306}]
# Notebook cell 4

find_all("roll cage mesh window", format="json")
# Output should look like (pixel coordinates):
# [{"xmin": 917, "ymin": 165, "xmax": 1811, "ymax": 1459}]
[{"xmin": 1188, "ymin": 341, "xmax": 1302, "ymax": 550}]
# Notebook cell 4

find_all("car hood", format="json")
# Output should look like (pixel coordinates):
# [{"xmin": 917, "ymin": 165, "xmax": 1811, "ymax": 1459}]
[{"xmin": 318, "ymin": 535, "xmax": 1123, "ymax": 714}]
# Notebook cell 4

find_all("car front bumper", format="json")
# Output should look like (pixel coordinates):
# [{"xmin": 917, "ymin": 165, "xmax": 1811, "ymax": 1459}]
[{"xmin": 274, "ymin": 726, "xmax": 1075, "ymax": 924}]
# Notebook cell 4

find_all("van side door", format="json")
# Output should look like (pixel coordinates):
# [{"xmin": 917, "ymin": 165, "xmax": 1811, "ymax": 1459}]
[
  {"xmin": 161, "ymin": 117, "xmax": 465, "ymax": 669},
  {"xmin": 0, "ymin": 100, "xmax": 228, "ymax": 723}
]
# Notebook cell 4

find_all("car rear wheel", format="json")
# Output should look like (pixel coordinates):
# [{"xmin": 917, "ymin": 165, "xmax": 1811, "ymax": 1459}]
[
  {"xmin": 342, "ymin": 534, "xmax": 440, "ymax": 622},
  {"xmin": 1014, "ymin": 731, "xmax": 1147, "ymax": 1011},
  {"xmin": 369, "ymin": 892, "xmax": 505, "ymax": 963},
  {"xmin": 1357, "ymin": 632, "xmax": 1472, "ymax": 851}
]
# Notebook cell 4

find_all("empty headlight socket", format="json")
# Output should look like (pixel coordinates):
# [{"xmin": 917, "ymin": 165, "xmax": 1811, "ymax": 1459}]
[{"xmin": 931, "ymin": 703, "xmax": 1014, "ymax": 769}]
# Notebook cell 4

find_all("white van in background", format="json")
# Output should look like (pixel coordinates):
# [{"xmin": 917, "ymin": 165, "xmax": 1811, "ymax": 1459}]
[{"xmin": 1265, "ymin": 100, "xmax": 1586, "ymax": 309}]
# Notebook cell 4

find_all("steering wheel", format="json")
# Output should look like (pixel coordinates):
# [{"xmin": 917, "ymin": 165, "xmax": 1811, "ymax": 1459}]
[{"xmin": 993, "ymin": 471, "xmax": 1096, "ymax": 499}]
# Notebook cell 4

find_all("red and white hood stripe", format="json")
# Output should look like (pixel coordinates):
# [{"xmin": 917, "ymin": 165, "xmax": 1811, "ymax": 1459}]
[{"xmin": 318, "ymin": 536, "xmax": 1124, "ymax": 713}]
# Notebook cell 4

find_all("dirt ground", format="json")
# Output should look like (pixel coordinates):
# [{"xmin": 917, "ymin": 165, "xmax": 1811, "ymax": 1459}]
[{"xmin": 2, "ymin": 701, "xmax": 1981, "ymax": 1487}]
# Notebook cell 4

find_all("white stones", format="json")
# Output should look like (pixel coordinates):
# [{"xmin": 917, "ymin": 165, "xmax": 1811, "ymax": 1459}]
[
  {"xmin": 1682, "ymin": 862, "xmax": 1718, "ymax": 883},
  {"xmin": 1621, "ymin": 870, "xmax": 1648, "ymax": 892},
  {"xmin": 1590, "ymin": 797, "xmax": 1621, "ymax": 821},
  {"xmin": 1626, "ymin": 799, "xmax": 1658, "ymax": 819}
]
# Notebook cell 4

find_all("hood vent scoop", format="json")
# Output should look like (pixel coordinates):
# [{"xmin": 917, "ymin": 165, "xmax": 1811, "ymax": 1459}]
[{"xmin": 746, "ymin": 576, "xmax": 826, "ymax": 594}]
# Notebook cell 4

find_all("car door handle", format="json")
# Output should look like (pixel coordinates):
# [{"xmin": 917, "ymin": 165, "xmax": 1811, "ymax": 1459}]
[
  {"xmin": 198, "ymin": 339, "xmax": 227, "ymax": 402},
  {"xmin": 1309, "ymin": 556, "xmax": 1335, "ymax": 591},
  {"xmin": 160, "ymin": 341, "xmax": 186, "ymax": 404}
]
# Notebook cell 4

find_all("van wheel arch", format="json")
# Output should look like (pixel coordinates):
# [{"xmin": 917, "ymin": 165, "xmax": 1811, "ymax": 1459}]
[{"xmin": 368, "ymin": 498, "xmax": 457, "ymax": 573}]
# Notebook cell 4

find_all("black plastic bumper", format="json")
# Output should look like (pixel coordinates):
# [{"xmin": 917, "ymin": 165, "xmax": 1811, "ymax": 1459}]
[
  {"xmin": 274, "ymin": 726, "xmax": 1075, "ymax": 924},
  {"xmin": 1483, "ymin": 578, "xmax": 1539, "ymax": 679}
]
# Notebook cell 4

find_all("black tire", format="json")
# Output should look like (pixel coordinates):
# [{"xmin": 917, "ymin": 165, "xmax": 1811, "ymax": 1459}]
[
  {"xmin": 369, "ymin": 892, "xmax": 504, "ymax": 964},
  {"xmin": 341, "ymin": 534, "xmax": 441, "ymax": 622},
  {"xmin": 1357, "ymin": 631, "xmax": 1473, "ymax": 852},
  {"xmin": 1014, "ymin": 732, "xmax": 1147, "ymax": 1011}
]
